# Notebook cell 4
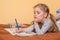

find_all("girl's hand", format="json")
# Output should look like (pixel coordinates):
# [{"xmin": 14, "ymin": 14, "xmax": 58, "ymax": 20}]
[
  {"xmin": 34, "ymin": 21, "xmax": 39, "ymax": 27},
  {"xmin": 16, "ymin": 28, "xmax": 24, "ymax": 33},
  {"xmin": 34, "ymin": 21, "xmax": 38, "ymax": 25}
]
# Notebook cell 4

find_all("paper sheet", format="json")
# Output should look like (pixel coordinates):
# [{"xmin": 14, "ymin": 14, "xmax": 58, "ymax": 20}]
[
  {"xmin": 4, "ymin": 28, "xmax": 36, "ymax": 36},
  {"xmin": 4, "ymin": 28, "xmax": 17, "ymax": 35}
]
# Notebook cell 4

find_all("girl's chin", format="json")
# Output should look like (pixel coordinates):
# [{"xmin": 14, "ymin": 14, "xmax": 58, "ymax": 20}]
[
  {"xmin": 34, "ymin": 20, "xmax": 41, "ymax": 23},
  {"xmin": 34, "ymin": 20, "xmax": 39, "ymax": 22}
]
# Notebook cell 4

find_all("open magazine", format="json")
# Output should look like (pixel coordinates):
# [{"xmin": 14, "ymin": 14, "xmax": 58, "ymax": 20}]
[{"xmin": 4, "ymin": 28, "xmax": 36, "ymax": 36}]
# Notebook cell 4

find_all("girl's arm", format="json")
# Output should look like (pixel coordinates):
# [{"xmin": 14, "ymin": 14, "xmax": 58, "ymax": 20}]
[
  {"xmin": 16, "ymin": 25, "xmax": 34, "ymax": 33},
  {"xmin": 34, "ymin": 18, "xmax": 52, "ymax": 35},
  {"xmin": 23, "ymin": 25, "xmax": 34, "ymax": 32}
]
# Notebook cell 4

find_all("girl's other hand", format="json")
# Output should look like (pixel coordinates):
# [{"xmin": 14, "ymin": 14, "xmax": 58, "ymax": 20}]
[
  {"xmin": 34, "ymin": 21, "xmax": 38, "ymax": 25},
  {"xmin": 16, "ymin": 28, "xmax": 23, "ymax": 33}
]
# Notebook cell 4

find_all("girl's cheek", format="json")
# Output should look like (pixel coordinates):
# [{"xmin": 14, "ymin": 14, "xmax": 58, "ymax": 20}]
[{"xmin": 38, "ymin": 16, "xmax": 43, "ymax": 20}]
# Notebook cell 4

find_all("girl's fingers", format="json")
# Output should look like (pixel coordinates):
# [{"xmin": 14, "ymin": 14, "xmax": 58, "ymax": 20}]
[{"xmin": 16, "ymin": 28, "xmax": 21, "ymax": 33}]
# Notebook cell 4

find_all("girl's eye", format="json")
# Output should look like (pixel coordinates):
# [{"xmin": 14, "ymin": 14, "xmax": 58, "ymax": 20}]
[
  {"xmin": 34, "ymin": 11, "xmax": 40, "ymax": 14},
  {"xmin": 37, "ymin": 11, "xmax": 40, "ymax": 14}
]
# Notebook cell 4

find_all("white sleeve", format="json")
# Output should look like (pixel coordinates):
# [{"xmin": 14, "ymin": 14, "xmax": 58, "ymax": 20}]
[
  {"xmin": 23, "ymin": 25, "xmax": 34, "ymax": 32},
  {"xmin": 35, "ymin": 19, "xmax": 52, "ymax": 35}
]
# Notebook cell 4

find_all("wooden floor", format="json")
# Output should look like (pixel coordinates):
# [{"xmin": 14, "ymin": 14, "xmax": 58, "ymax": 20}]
[{"xmin": 0, "ymin": 24, "xmax": 60, "ymax": 40}]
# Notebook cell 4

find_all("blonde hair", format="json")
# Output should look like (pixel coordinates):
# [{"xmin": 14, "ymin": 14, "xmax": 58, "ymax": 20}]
[{"xmin": 50, "ymin": 14, "xmax": 58, "ymax": 32}]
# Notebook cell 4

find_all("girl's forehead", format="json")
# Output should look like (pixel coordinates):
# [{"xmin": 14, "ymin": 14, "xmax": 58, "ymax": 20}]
[
  {"xmin": 34, "ymin": 7, "xmax": 43, "ymax": 11},
  {"xmin": 34, "ymin": 6, "xmax": 45, "ymax": 12}
]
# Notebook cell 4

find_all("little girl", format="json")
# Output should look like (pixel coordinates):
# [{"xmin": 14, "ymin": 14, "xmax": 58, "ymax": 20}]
[{"xmin": 16, "ymin": 3, "xmax": 58, "ymax": 35}]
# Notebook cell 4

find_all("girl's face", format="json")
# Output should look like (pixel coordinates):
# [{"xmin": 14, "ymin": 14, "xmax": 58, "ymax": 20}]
[{"xmin": 34, "ymin": 7, "xmax": 47, "ymax": 23}]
